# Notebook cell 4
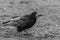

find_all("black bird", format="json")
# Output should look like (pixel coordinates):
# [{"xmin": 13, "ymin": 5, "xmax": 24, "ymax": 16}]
[
  {"xmin": 2, "ymin": 11, "xmax": 43, "ymax": 32},
  {"xmin": 15, "ymin": 11, "xmax": 37, "ymax": 32}
]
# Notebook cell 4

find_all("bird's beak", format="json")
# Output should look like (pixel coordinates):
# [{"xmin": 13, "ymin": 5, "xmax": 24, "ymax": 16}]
[{"xmin": 36, "ymin": 14, "xmax": 43, "ymax": 18}]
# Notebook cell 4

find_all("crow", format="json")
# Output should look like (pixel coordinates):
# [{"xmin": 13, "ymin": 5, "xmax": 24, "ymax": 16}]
[
  {"xmin": 2, "ymin": 11, "xmax": 43, "ymax": 32},
  {"xmin": 15, "ymin": 11, "xmax": 37, "ymax": 32}
]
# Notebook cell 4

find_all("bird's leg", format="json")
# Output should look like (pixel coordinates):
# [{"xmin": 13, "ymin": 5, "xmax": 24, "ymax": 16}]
[
  {"xmin": 22, "ymin": 30, "xmax": 33, "ymax": 37},
  {"xmin": 23, "ymin": 30, "xmax": 30, "ymax": 35}
]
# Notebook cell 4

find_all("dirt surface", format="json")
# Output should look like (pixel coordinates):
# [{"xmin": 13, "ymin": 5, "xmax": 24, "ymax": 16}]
[{"xmin": 0, "ymin": 0, "xmax": 60, "ymax": 40}]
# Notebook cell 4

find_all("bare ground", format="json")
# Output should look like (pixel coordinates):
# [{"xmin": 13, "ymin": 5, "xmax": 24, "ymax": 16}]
[{"xmin": 0, "ymin": 0, "xmax": 60, "ymax": 40}]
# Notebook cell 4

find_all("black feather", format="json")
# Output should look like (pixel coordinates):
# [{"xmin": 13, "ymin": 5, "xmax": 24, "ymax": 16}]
[{"xmin": 16, "ymin": 11, "xmax": 37, "ymax": 32}]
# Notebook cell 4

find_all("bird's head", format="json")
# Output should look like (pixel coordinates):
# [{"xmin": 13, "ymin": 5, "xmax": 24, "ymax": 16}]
[
  {"xmin": 29, "ymin": 11, "xmax": 37, "ymax": 19},
  {"xmin": 29, "ymin": 11, "xmax": 43, "ymax": 19}
]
